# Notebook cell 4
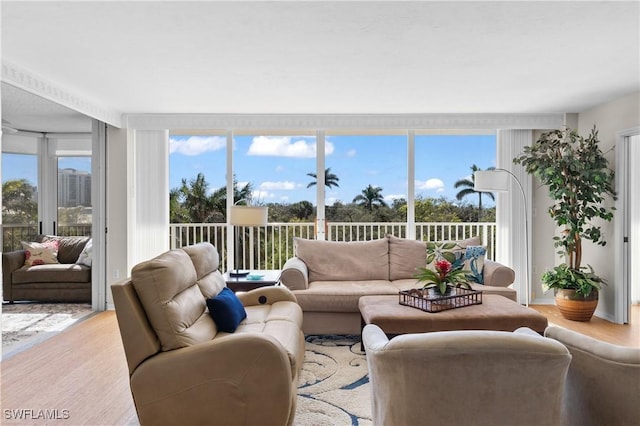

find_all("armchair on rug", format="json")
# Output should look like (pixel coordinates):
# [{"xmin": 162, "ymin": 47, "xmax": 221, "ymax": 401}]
[
  {"xmin": 545, "ymin": 326, "xmax": 640, "ymax": 426},
  {"xmin": 111, "ymin": 243, "xmax": 305, "ymax": 426},
  {"xmin": 362, "ymin": 324, "xmax": 571, "ymax": 426}
]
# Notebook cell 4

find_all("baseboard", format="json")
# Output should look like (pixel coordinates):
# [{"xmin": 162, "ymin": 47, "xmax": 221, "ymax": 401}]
[{"xmin": 594, "ymin": 308, "xmax": 615, "ymax": 322}]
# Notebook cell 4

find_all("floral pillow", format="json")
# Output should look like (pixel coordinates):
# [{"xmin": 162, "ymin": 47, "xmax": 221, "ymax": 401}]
[
  {"xmin": 21, "ymin": 240, "xmax": 60, "ymax": 266},
  {"xmin": 464, "ymin": 246, "xmax": 486, "ymax": 284},
  {"xmin": 76, "ymin": 238, "xmax": 93, "ymax": 267},
  {"xmin": 425, "ymin": 241, "xmax": 467, "ymax": 271}
]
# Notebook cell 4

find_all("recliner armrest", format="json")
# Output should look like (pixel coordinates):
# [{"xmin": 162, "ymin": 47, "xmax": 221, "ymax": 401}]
[
  {"xmin": 280, "ymin": 257, "xmax": 309, "ymax": 290},
  {"xmin": 131, "ymin": 333, "xmax": 293, "ymax": 426},
  {"xmin": 236, "ymin": 285, "xmax": 298, "ymax": 306},
  {"xmin": 483, "ymin": 259, "xmax": 515, "ymax": 287}
]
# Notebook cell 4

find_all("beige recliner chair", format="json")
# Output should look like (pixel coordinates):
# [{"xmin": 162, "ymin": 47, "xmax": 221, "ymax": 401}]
[
  {"xmin": 111, "ymin": 243, "xmax": 305, "ymax": 426},
  {"xmin": 545, "ymin": 326, "xmax": 640, "ymax": 426},
  {"xmin": 363, "ymin": 324, "xmax": 571, "ymax": 426}
]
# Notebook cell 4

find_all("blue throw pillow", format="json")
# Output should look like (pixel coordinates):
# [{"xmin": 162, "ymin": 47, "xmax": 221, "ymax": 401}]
[
  {"xmin": 464, "ymin": 246, "xmax": 487, "ymax": 284},
  {"xmin": 206, "ymin": 287, "xmax": 247, "ymax": 333}
]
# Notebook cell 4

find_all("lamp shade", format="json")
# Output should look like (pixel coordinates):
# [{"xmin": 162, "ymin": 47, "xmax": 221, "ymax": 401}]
[
  {"xmin": 474, "ymin": 170, "xmax": 509, "ymax": 193},
  {"xmin": 230, "ymin": 206, "xmax": 268, "ymax": 226}
]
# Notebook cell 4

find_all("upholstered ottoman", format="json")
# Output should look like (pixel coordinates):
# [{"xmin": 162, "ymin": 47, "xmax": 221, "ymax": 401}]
[{"xmin": 359, "ymin": 294, "xmax": 548, "ymax": 346}]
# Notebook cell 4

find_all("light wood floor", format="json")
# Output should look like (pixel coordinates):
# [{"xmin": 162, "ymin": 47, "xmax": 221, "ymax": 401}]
[{"xmin": 1, "ymin": 305, "xmax": 638, "ymax": 425}]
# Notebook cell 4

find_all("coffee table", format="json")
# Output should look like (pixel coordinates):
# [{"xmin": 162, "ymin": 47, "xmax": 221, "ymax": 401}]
[
  {"xmin": 224, "ymin": 270, "xmax": 281, "ymax": 292},
  {"xmin": 359, "ymin": 294, "xmax": 548, "ymax": 348}
]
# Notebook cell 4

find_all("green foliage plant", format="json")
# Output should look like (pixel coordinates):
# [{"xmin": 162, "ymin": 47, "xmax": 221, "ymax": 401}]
[
  {"xmin": 540, "ymin": 264, "xmax": 604, "ymax": 297},
  {"xmin": 415, "ymin": 259, "xmax": 471, "ymax": 295},
  {"xmin": 513, "ymin": 126, "xmax": 616, "ymax": 296}
]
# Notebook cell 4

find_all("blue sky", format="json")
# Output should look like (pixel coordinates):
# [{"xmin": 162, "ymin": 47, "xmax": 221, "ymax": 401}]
[
  {"xmin": 169, "ymin": 133, "xmax": 497, "ymax": 206},
  {"xmin": 2, "ymin": 155, "xmax": 91, "ymax": 185},
  {"xmin": 2, "ymin": 134, "xmax": 496, "ymax": 208}
]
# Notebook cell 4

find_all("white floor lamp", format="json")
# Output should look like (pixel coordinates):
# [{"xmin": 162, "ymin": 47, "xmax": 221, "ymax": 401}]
[
  {"xmin": 474, "ymin": 169, "xmax": 530, "ymax": 306},
  {"xmin": 229, "ymin": 205, "xmax": 268, "ymax": 277}
]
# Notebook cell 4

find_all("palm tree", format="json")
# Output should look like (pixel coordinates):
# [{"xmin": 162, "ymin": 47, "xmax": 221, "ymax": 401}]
[
  {"xmin": 353, "ymin": 184, "xmax": 388, "ymax": 211},
  {"xmin": 210, "ymin": 176, "xmax": 254, "ymax": 221},
  {"xmin": 179, "ymin": 173, "xmax": 214, "ymax": 223},
  {"xmin": 454, "ymin": 164, "xmax": 495, "ymax": 221},
  {"xmin": 306, "ymin": 167, "xmax": 340, "ymax": 189}
]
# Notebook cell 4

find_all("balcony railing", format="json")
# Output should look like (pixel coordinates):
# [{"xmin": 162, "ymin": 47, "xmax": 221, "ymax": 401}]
[
  {"xmin": 169, "ymin": 222, "xmax": 497, "ymax": 273},
  {"xmin": 2, "ymin": 222, "xmax": 496, "ymax": 271}
]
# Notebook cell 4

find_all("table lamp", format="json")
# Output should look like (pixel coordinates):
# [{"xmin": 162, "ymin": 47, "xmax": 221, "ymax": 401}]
[{"xmin": 229, "ymin": 205, "xmax": 268, "ymax": 277}]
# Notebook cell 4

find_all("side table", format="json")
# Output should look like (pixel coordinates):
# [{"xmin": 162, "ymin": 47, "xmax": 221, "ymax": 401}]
[{"xmin": 224, "ymin": 270, "xmax": 282, "ymax": 292}]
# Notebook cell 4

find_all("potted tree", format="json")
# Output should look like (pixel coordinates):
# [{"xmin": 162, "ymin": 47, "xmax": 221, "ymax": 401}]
[{"xmin": 513, "ymin": 126, "xmax": 616, "ymax": 321}]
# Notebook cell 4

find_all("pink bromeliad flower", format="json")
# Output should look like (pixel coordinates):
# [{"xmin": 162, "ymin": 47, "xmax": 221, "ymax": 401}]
[{"xmin": 435, "ymin": 259, "xmax": 452, "ymax": 279}]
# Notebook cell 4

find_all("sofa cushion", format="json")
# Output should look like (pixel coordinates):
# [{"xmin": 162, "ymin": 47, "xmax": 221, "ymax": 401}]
[
  {"xmin": 42, "ymin": 235, "xmax": 90, "ymax": 264},
  {"xmin": 293, "ymin": 280, "xmax": 399, "ymax": 312},
  {"xmin": 131, "ymin": 249, "xmax": 217, "ymax": 351},
  {"xmin": 13, "ymin": 263, "xmax": 91, "ymax": 284},
  {"xmin": 206, "ymin": 287, "xmax": 247, "ymax": 333},
  {"xmin": 21, "ymin": 241, "xmax": 60, "ymax": 266},
  {"xmin": 295, "ymin": 238, "xmax": 389, "ymax": 282},
  {"xmin": 388, "ymin": 235, "xmax": 427, "ymax": 280},
  {"xmin": 469, "ymin": 283, "xmax": 517, "ymax": 301},
  {"xmin": 231, "ymin": 301, "xmax": 305, "ymax": 378}
]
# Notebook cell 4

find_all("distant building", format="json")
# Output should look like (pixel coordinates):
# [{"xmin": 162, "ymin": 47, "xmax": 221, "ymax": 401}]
[{"xmin": 58, "ymin": 168, "xmax": 91, "ymax": 207}]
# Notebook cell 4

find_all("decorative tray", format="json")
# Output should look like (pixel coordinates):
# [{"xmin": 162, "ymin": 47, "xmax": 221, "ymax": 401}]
[{"xmin": 399, "ymin": 287, "xmax": 482, "ymax": 313}]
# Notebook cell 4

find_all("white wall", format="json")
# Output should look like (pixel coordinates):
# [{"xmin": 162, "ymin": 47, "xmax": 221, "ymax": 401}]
[
  {"xmin": 106, "ymin": 126, "xmax": 128, "ymax": 308},
  {"xmin": 577, "ymin": 91, "xmax": 640, "ymax": 320}
]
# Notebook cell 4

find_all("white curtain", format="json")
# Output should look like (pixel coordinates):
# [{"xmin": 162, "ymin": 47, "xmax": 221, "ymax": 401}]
[
  {"xmin": 496, "ymin": 130, "xmax": 533, "ymax": 305},
  {"xmin": 128, "ymin": 129, "xmax": 170, "ymax": 266}
]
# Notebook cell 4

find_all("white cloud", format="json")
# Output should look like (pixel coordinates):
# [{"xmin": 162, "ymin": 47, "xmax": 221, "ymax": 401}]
[
  {"xmin": 251, "ymin": 190, "xmax": 274, "ymax": 201},
  {"xmin": 169, "ymin": 135, "xmax": 226, "ymax": 156},
  {"xmin": 416, "ymin": 178, "xmax": 445, "ymax": 192},
  {"xmin": 384, "ymin": 194, "xmax": 406, "ymax": 203},
  {"xmin": 346, "ymin": 149, "xmax": 357, "ymax": 157},
  {"xmin": 247, "ymin": 136, "xmax": 334, "ymax": 158},
  {"xmin": 259, "ymin": 181, "xmax": 296, "ymax": 190},
  {"xmin": 275, "ymin": 165, "xmax": 285, "ymax": 172}
]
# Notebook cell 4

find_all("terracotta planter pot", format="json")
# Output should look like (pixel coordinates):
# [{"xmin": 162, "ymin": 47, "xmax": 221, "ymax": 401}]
[{"xmin": 555, "ymin": 289, "xmax": 598, "ymax": 322}]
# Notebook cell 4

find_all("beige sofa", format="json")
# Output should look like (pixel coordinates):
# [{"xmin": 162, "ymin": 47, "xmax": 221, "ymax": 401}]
[
  {"xmin": 280, "ymin": 235, "xmax": 516, "ymax": 334},
  {"xmin": 2, "ymin": 235, "xmax": 91, "ymax": 303},
  {"xmin": 111, "ymin": 243, "xmax": 305, "ymax": 426}
]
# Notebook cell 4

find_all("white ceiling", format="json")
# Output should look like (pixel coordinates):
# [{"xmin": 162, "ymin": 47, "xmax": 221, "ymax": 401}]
[{"xmin": 1, "ymin": 1, "xmax": 639, "ymax": 131}]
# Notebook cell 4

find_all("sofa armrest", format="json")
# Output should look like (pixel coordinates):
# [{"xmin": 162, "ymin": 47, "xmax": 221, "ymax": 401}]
[
  {"xmin": 131, "ymin": 333, "xmax": 293, "ymax": 426},
  {"xmin": 545, "ymin": 326, "xmax": 640, "ymax": 364},
  {"xmin": 3, "ymin": 250, "xmax": 26, "ymax": 301},
  {"xmin": 236, "ymin": 285, "xmax": 298, "ymax": 306},
  {"xmin": 280, "ymin": 257, "xmax": 309, "ymax": 291},
  {"xmin": 482, "ymin": 259, "xmax": 515, "ymax": 287},
  {"xmin": 363, "ymin": 323, "xmax": 391, "ymax": 352}
]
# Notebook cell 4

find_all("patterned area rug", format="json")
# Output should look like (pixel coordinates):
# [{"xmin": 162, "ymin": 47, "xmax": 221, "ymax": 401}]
[
  {"xmin": 1, "ymin": 302, "xmax": 93, "ymax": 358},
  {"xmin": 296, "ymin": 335, "xmax": 372, "ymax": 426}
]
